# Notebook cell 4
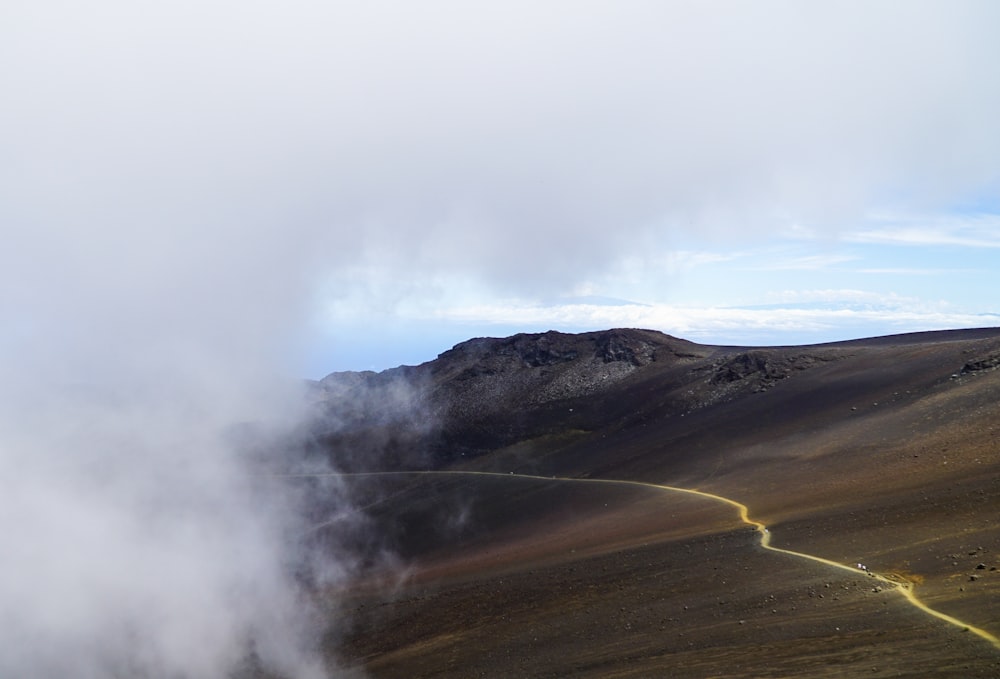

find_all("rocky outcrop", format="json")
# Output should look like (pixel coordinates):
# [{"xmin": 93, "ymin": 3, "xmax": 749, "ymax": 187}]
[
  {"xmin": 960, "ymin": 352, "xmax": 1000, "ymax": 374},
  {"xmin": 431, "ymin": 329, "xmax": 703, "ymax": 416},
  {"xmin": 439, "ymin": 328, "xmax": 666, "ymax": 371},
  {"xmin": 711, "ymin": 351, "xmax": 787, "ymax": 385},
  {"xmin": 709, "ymin": 351, "xmax": 834, "ymax": 392},
  {"xmin": 312, "ymin": 329, "xmax": 707, "ymax": 468},
  {"xmin": 596, "ymin": 330, "xmax": 662, "ymax": 366}
]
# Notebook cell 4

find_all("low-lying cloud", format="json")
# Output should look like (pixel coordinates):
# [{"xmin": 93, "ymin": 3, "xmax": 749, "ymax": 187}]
[
  {"xmin": 0, "ymin": 145, "xmax": 355, "ymax": 675},
  {"xmin": 423, "ymin": 293, "xmax": 1000, "ymax": 348},
  {"xmin": 0, "ymin": 358, "xmax": 353, "ymax": 677}
]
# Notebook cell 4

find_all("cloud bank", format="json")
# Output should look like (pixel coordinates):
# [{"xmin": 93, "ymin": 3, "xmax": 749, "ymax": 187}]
[
  {"xmin": 425, "ymin": 291, "xmax": 1000, "ymax": 348},
  {"xmin": 4, "ymin": 1, "xmax": 999, "ymax": 307}
]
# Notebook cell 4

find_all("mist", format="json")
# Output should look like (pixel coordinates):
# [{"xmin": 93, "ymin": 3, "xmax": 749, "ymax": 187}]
[
  {"xmin": 0, "ymin": 203, "xmax": 366, "ymax": 678},
  {"xmin": 0, "ymin": 91, "xmax": 353, "ymax": 673}
]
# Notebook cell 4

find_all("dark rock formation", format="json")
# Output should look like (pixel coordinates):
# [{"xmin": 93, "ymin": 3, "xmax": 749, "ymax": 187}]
[
  {"xmin": 709, "ymin": 351, "xmax": 836, "ymax": 394},
  {"xmin": 961, "ymin": 352, "xmax": 1000, "ymax": 374},
  {"xmin": 711, "ymin": 351, "xmax": 787, "ymax": 384},
  {"xmin": 310, "ymin": 329, "xmax": 708, "ymax": 469},
  {"xmin": 306, "ymin": 328, "xmax": 857, "ymax": 472}
]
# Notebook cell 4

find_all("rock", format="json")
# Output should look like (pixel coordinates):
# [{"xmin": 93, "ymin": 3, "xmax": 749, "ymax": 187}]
[
  {"xmin": 961, "ymin": 352, "xmax": 1000, "ymax": 374},
  {"xmin": 711, "ymin": 351, "xmax": 784, "ymax": 385}
]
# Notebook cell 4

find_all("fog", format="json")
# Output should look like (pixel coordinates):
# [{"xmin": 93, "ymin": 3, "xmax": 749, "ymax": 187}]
[
  {"xmin": 0, "ymin": 211, "xmax": 357, "ymax": 676},
  {"xmin": 2, "ymin": 1, "xmax": 999, "ymax": 675},
  {"xmin": 5, "ymin": 2, "xmax": 999, "ymax": 302},
  {"xmin": 1, "ymin": 85, "xmax": 351, "ymax": 673}
]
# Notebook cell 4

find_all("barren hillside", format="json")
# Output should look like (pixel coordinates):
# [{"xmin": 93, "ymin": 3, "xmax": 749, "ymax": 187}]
[{"xmin": 315, "ymin": 328, "xmax": 1000, "ymax": 677}]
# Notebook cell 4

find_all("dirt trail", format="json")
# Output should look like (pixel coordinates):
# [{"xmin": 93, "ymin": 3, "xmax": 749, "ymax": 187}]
[{"xmin": 296, "ymin": 469, "xmax": 1000, "ymax": 652}]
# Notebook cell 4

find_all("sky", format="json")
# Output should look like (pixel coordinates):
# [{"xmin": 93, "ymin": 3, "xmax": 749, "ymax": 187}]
[
  {"xmin": 4, "ymin": 1, "xmax": 1000, "ymax": 376},
  {"xmin": 1, "ymin": 3, "xmax": 1000, "ymax": 675}
]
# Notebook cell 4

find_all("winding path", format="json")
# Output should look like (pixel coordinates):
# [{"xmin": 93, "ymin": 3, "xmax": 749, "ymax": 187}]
[{"xmin": 292, "ymin": 468, "xmax": 1000, "ymax": 651}]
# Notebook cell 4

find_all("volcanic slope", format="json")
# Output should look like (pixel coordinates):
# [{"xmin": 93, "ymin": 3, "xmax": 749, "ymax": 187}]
[{"xmin": 316, "ymin": 328, "xmax": 1000, "ymax": 677}]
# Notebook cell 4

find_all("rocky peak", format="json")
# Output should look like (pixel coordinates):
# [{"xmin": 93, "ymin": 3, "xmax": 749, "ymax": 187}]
[
  {"xmin": 313, "ymin": 328, "xmax": 710, "ymax": 468},
  {"xmin": 439, "ymin": 328, "xmax": 679, "ymax": 372},
  {"xmin": 510, "ymin": 333, "xmax": 579, "ymax": 367},
  {"xmin": 596, "ymin": 330, "xmax": 659, "ymax": 366}
]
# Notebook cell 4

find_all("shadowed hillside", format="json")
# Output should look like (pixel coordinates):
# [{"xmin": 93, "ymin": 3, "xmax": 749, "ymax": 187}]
[{"xmin": 314, "ymin": 328, "xmax": 1000, "ymax": 677}]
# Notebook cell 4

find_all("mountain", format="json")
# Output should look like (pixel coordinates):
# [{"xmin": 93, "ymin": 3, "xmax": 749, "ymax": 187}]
[{"xmin": 313, "ymin": 328, "xmax": 1000, "ymax": 677}]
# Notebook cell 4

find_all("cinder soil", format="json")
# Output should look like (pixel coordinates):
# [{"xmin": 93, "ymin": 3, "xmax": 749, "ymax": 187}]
[
  {"xmin": 327, "ymin": 329, "xmax": 1000, "ymax": 677},
  {"xmin": 336, "ymin": 476, "xmax": 1000, "ymax": 678}
]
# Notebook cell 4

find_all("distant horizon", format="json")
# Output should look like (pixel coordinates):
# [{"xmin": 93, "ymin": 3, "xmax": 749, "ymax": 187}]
[
  {"xmin": 310, "ymin": 213, "xmax": 1000, "ymax": 374},
  {"xmin": 310, "ymin": 321, "xmax": 1000, "ymax": 376}
]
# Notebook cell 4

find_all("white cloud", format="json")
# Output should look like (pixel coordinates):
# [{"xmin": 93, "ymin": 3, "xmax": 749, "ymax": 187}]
[
  {"xmin": 423, "ymin": 290, "xmax": 998, "ymax": 346},
  {"xmin": 856, "ymin": 267, "xmax": 972, "ymax": 275},
  {"xmin": 765, "ymin": 289, "xmax": 922, "ymax": 306},
  {"xmin": 745, "ymin": 253, "xmax": 859, "ymax": 271},
  {"xmin": 849, "ymin": 227, "xmax": 1000, "ymax": 248},
  {"xmin": 848, "ymin": 212, "xmax": 1000, "ymax": 248}
]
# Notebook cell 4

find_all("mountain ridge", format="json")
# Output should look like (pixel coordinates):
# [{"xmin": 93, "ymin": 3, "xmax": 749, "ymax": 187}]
[{"xmin": 312, "ymin": 327, "xmax": 1000, "ymax": 472}]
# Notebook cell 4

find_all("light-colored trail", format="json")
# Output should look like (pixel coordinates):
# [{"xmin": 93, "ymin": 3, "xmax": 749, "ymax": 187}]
[{"xmin": 288, "ymin": 469, "xmax": 1000, "ymax": 651}]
